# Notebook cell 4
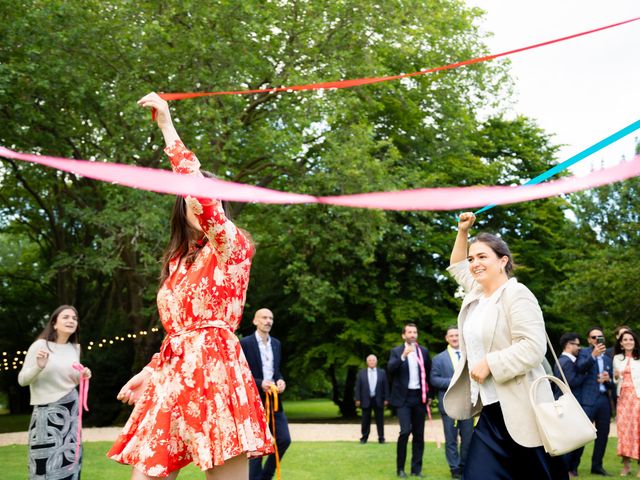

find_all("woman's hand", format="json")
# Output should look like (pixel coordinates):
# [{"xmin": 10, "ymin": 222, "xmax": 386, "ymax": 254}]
[
  {"xmin": 457, "ymin": 212, "xmax": 476, "ymax": 232},
  {"xmin": 81, "ymin": 367, "xmax": 92, "ymax": 379},
  {"xmin": 116, "ymin": 370, "xmax": 151, "ymax": 405},
  {"xmin": 469, "ymin": 357, "xmax": 491, "ymax": 384},
  {"xmin": 36, "ymin": 349, "xmax": 49, "ymax": 369},
  {"xmin": 137, "ymin": 92, "xmax": 172, "ymax": 129}
]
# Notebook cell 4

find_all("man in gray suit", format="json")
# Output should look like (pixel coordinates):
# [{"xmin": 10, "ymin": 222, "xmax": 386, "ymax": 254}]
[
  {"xmin": 430, "ymin": 327, "xmax": 473, "ymax": 479},
  {"xmin": 355, "ymin": 354, "xmax": 389, "ymax": 444}
]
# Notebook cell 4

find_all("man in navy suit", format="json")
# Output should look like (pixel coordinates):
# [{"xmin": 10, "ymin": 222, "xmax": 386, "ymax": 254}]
[
  {"xmin": 388, "ymin": 323, "xmax": 432, "ymax": 478},
  {"xmin": 240, "ymin": 308, "xmax": 291, "ymax": 480},
  {"xmin": 553, "ymin": 332, "xmax": 588, "ymax": 478},
  {"xmin": 430, "ymin": 327, "xmax": 473, "ymax": 479},
  {"xmin": 355, "ymin": 354, "xmax": 389, "ymax": 444},
  {"xmin": 574, "ymin": 327, "xmax": 615, "ymax": 477}
]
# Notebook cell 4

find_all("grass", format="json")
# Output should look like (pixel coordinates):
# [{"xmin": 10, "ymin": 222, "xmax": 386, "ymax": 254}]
[
  {"xmin": 1, "ymin": 440, "xmax": 627, "ymax": 479},
  {"xmin": 283, "ymin": 398, "xmax": 344, "ymax": 422}
]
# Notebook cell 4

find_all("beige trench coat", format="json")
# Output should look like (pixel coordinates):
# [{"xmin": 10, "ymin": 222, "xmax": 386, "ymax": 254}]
[{"xmin": 443, "ymin": 260, "xmax": 553, "ymax": 448}]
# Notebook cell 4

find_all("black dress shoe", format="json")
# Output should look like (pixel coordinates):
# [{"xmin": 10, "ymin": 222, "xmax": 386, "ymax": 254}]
[
  {"xmin": 397, "ymin": 471, "xmax": 408, "ymax": 478},
  {"xmin": 590, "ymin": 467, "xmax": 611, "ymax": 476},
  {"xmin": 451, "ymin": 472, "xmax": 462, "ymax": 479},
  {"xmin": 379, "ymin": 438, "xmax": 386, "ymax": 444},
  {"xmin": 411, "ymin": 473, "xmax": 425, "ymax": 478},
  {"xmin": 359, "ymin": 439, "xmax": 367, "ymax": 444}
]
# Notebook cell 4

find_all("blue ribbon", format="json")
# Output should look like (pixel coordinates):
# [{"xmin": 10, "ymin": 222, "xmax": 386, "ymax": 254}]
[{"xmin": 474, "ymin": 118, "xmax": 640, "ymax": 215}]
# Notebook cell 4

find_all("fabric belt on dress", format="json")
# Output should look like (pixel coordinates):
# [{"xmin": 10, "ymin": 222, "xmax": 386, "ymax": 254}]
[{"xmin": 159, "ymin": 320, "xmax": 231, "ymax": 362}]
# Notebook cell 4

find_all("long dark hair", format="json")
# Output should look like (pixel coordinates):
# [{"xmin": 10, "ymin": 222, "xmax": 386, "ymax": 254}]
[
  {"xmin": 37, "ymin": 305, "xmax": 80, "ymax": 346},
  {"xmin": 159, "ymin": 171, "xmax": 232, "ymax": 287},
  {"xmin": 469, "ymin": 232, "xmax": 515, "ymax": 276},
  {"xmin": 614, "ymin": 330, "xmax": 640, "ymax": 360}
]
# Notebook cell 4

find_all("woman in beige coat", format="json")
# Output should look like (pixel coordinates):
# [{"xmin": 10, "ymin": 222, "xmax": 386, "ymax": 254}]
[{"xmin": 443, "ymin": 212, "xmax": 566, "ymax": 479}]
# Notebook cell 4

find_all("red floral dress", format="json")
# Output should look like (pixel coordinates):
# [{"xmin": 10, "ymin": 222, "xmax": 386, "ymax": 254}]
[
  {"xmin": 616, "ymin": 356, "xmax": 640, "ymax": 460},
  {"xmin": 107, "ymin": 141, "xmax": 273, "ymax": 477}
]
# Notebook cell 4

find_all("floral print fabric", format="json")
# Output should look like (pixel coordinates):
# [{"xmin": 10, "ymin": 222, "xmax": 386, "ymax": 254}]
[
  {"xmin": 616, "ymin": 357, "xmax": 640, "ymax": 460},
  {"xmin": 107, "ymin": 141, "xmax": 273, "ymax": 476}
]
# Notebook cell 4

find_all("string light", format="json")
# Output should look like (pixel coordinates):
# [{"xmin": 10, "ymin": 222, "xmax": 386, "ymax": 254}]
[{"xmin": 2, "ymin": 327, "xmax": 162, "ymax": 371}]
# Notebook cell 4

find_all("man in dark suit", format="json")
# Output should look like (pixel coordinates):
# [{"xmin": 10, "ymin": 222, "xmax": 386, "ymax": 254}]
[
  {"xmin": 355, "ymin": 354, "xmax": 389, "ymax": 444},
  {"xmin": 553, "ymin": 332, "xmax": 588, "ymax": 478},
  {"xmin": 240, "ymin": 308, "xmax": 292, "ymax": 480},
  {"xmin": 574, "ymin": 326, "xmax": 615, "ymax": 477},
  {"xmin": 429, "ymin": 327, "xmax": 473, "ymax": 480},
  {"xmin": 388, "ymin": 323, "xmax": 432, "ymax": 478}
]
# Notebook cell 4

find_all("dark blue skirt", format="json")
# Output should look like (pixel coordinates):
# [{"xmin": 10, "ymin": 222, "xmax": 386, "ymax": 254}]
[{"xmin": 463, "ymin": 402, "xmax": 567, "ymax": 480}]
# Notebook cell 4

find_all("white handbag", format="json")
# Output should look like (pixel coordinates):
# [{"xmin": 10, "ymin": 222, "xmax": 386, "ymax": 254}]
[{"xmin": 528, "ymin": 334, "xmax": 597, "ymax": 456}]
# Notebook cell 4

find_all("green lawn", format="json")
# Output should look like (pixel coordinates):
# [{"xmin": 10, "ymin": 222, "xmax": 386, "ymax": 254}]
[
  {"xmin": 1, "ymin": 440, "xmax": 626, "ymax": 479},
  {"xmin": 283, "ymin": 398, "xmax": 344, "ymax": 422}
]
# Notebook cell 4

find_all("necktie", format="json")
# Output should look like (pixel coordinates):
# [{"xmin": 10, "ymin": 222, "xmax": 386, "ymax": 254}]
[
  {"xmin": 414, "ymin": 344, "xmax": 429, "ymax": 405},
  {"xmin": 456, "ymin": 351, "xmax": 461, "ymax": 360}
]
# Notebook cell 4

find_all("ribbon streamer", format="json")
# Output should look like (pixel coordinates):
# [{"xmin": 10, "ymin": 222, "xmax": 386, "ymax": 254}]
[
  {"xmin": 1, "ymin": 144, "xmax": 639, "ymax": 211},
  {"xmin": 156, "ymin": 17, "xmax": 640, "ymax": 101},
  {"xmin": 265, "ymin": 384, "xmax": 281, "ymax": 480},
  {"xmin": 475, "ymin": 119, "xmax": 640, "ymax": 215},
  {"xmin": 71, "ymin": 362, "xmax": 90, "ymax": 467}
]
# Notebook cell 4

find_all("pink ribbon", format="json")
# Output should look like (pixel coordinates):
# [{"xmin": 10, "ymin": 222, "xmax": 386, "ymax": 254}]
[
  {"xmin": 415, "ymin": 344, "xmax": 440, "ymax": 448},
  {"xmin": 71, "ymin": 362, "xmax": 89, "ymax": 466},
  {"xmin": 1, "ymin": 146, "xmax": 638, "ymax": 211}
]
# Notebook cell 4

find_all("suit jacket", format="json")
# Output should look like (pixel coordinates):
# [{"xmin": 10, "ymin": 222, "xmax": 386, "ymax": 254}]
[
  {"xmin": 443, "ymin": 260, "xmax": 553, "ymax": 448},
  {"xmin": 430, "ymin": 349, "xmax": 457, "ymax": 416},
  {"xmin": 354, "ymin": 367, "xmax": 389, "ymax": 408},
  {"xmin": 387, "ymin": 344, "xmax": 432, "ymax": 408},
  {"xmin": 553, "ymin": 354, "xmax": 587, "ymax": 402},
  {"xmin": 240, "ymin": 333, "xmax": 284, "ymax": 403},
  {"xmin": 574, "ymin": 346, "xmax": 614, "ymax": 408},
  {"xmin": 613, "ymin": 354, "xmax": 640, "ymax": 397}
]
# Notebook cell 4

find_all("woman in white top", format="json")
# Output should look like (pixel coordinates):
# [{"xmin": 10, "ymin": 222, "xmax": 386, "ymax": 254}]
[
  {"xmin": 442, "ymin": 212, "xmax": 566, "ymax": 479},
  {"xmin": 613, "ymin": 330, "xmax": 640, "ymax": 476},
  {"xmin": 18, "ymin": 304, "xmax": 91, "ymax": 480}
]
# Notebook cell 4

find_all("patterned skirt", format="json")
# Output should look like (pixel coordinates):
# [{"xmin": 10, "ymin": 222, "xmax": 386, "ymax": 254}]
[
  {"xmin": 28, "ymin": 388, "xmax": 81, "ymax": 479},
  {"xmin": 108, "ymin": 328, "xmax": 273, "ymax": 477}
]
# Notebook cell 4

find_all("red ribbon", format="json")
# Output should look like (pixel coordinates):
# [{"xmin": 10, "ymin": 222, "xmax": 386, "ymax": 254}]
[
  {"xmin": 71, "ymin": 362, "xmax": 89, "ymax": 467},
  {"xmin": 155, "ymin": 17, "xmax": 640, "ymax": 101}
]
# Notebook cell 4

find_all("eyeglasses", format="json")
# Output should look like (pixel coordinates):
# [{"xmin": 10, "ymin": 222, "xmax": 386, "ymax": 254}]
[
  {"xmin": 589, "ymin": 335, "xmax": 603, "ymax": 339},
  {"xmin": 568, "ymin": 342, "xmax": 580, "ymax": 346}
]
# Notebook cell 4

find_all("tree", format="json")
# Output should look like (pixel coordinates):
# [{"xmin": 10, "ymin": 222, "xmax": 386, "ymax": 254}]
[{"xmin": 1, "ymin": 0, "xmax": 581, "ymax": 419}]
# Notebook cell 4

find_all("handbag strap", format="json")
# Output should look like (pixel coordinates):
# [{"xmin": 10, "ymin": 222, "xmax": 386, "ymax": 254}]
[
  {"xmin": 498, "ymin": 285, "xmax": 569, "ymax": 386},
  {"xmin": 545, "ymin": 331, "xmax": 569, "ymax": 386}
]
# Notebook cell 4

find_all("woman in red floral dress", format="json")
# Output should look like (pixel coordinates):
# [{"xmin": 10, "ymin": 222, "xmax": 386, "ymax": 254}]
[
  {"xmin": 107, "ymin": 93, "xmax": 273, "ymax": 479},
  {"xmin": 613, "ymin": 330, "xmax": 640, "ymax": 477}
]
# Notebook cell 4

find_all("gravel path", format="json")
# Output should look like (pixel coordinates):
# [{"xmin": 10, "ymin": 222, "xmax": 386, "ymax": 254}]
[
  {"xmin": 1, "ymin": 421, "xmax": 617, "ymax": 447},
  {"xmin": 0, "ymin": 422, "xmax": 446, "ymax": 447}
]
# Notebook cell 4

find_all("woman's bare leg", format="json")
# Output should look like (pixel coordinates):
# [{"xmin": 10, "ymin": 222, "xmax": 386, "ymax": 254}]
[
  {"xmin": 205, "ymin": 454, "xmax": 247, "ymax": 480},
  {"xmin": 131, "ymin": 467, "xmax": 180, "ymax": 480}
]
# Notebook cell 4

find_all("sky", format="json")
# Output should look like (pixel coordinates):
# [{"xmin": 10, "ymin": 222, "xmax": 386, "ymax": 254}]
[{"xmin": 465, "ymin": 1, "xmax": 640, "ymax": 175}]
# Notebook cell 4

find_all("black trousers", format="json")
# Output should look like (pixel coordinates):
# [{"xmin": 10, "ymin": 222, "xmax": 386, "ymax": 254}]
[
  {"xmin": 249, "ymin": 410, "xmax": 291, "ymax": 480},
  {"xmin": 396, "ymin": 389, "xmax": 426, "ymax": 474},
  {"xmin": 361, "ymin": 400, "xmax": 385, "ymax": 441},
  {"xmin": 463, "ymin": 402, "xmax": 567, "ymax": 480},
  {"xmin": 573, "ymin": 393, "xmax": 611, "ymax": 471}
]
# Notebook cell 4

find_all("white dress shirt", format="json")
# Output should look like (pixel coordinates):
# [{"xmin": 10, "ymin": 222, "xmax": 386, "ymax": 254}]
[
  {"xmin": 403, "ymin": 343, "xmax": 421, "ymax": 389},
  {"xmin": 256, "ymin": 332, "xmax": 274, "ymax": 382},
  {"xmin": 367, "ymin": 368, "xmax": 377, "ymax": 397}
]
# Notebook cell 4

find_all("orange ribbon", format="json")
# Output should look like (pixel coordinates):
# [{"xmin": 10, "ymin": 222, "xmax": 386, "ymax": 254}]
[{"xmin": 264, "ymin": 384, "xmax": 281, "ymax": 480}]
